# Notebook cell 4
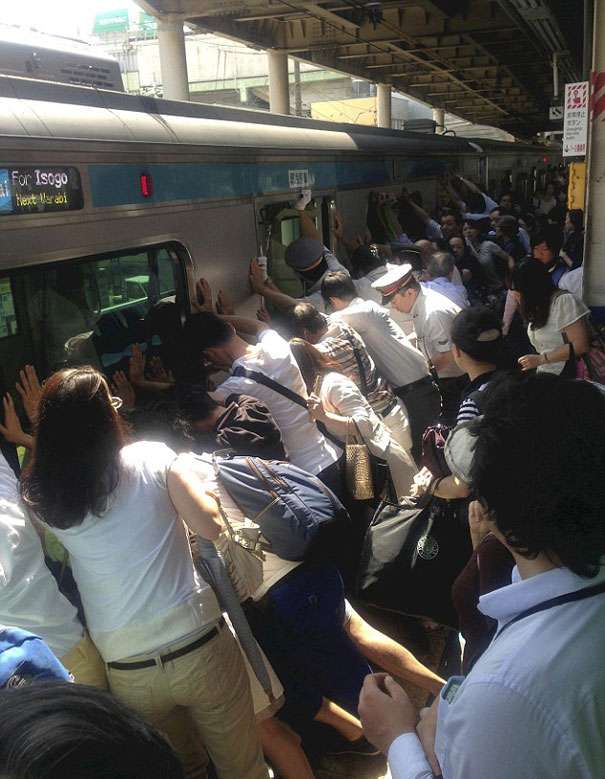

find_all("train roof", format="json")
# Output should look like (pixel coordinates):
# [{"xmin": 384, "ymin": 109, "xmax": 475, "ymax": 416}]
[{"xmin": 0, "ymin": 74, "xmax": 493, "ymax": 156}]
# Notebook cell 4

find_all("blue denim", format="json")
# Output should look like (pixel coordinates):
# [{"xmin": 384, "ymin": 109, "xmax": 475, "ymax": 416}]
[{"xmin": 245, "ymin": 563, "xmax": 370, "ymax": 729}]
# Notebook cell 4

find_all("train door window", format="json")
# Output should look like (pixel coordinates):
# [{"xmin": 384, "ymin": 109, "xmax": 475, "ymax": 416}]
[
  {"xmin": 9, "ymin": 243, "xmax": 186, "ymax": 380},
  {"xmin": 258, "ymin": 196, "xmax": 327, "ymax": 298}
]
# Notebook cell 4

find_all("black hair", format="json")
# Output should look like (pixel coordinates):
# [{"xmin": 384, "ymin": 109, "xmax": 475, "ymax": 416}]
[
  {"xmin": 174, "ymin": 381, "xmax": 219, "ymax": 437},
  {"xmin": 496, "ymin": 215, "xmax": 519, "ymax": 237},
  {"xmin": 351, "ymin": 245, "xmax": 383, "ymax": 276},
  {"xmin": 440, "ymin": 207, "xmax": 463, "ymax": 225},
  {"xmin": 182, "ymin": 312, "xmax": 234, "ymax": 354},
  {"xmin": 532, "ymin": 226, "xmax": 563, "ymax": 256},
  {"xmin": 289, "ymin": 302, "xmax": 327, "ymax": 338},
  {"xmin": 451, "ymin": 306, "xmax": 506, "ymax": 365},
  {"xmin": 320, "ymin": 271, "xmax": 357, "ymax": 304},
  {"xmin": 20, "ymin": 368, "xmax": 125, "ymax": 529},
  {"xmin": 0, "ymin": 682, "xmax": 184, "ymax": 779},
  {"xmin": 511, "ymin": 260, "xmax": 555, "ymax": 329},
  {"xmin": 567, "ymin": 209, "xmax": 584, "ymax": 232},
  {"xmin": 144, "ymin": 300, "xmax": 182, "ymax": 343},
  {"xmin": 471, "ymin": 373, "xmax": 605, "ymax": 577},
  {"xmin": 465, "ymin": 217, "xmax": 491, "ymax": 237}
]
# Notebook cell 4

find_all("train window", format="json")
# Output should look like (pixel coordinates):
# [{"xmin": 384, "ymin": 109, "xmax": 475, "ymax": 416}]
[{"xmin": 8, "ymin": 243, "xmax": 186, "ymax": 378}]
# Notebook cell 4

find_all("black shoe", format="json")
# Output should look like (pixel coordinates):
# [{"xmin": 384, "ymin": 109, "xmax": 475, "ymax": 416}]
[{"xmin": 325, "ymin": 736, "xmax": 381, "ymax": 757}]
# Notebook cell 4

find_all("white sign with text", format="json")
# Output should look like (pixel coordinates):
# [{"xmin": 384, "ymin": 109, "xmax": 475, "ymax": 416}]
[{"xmin": 563, "ymin": 81, "xmax": 589, "ymax": 157}]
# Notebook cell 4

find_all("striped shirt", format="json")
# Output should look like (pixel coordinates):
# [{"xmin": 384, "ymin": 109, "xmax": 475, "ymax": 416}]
[{"xmin": 315, "ymin": 317, "xmax": 394, "ymax": 416}]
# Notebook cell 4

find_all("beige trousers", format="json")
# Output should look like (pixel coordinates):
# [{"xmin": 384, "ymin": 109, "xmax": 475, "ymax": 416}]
[
  {"xmin": 60, "ymin": 632, "xmax": 108, "ymax": 689},
  {"xmin": 106, "ymin": 623, "xmax": 268, "ymax": 779}
]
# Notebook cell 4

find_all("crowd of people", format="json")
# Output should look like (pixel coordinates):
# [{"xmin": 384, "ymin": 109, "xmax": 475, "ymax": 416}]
[{"xmin": 1, "ymin": 168, "xmax": 604, "ymax": 779}]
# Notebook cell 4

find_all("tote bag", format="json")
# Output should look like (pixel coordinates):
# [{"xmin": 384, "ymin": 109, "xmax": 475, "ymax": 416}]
[{"xmin": 357, "ymin": 494, "xmax": 471, "ymax": 629}]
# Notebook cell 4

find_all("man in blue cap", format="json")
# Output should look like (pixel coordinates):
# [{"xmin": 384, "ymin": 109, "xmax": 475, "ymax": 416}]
[{"xmin": 250, "ymin": 190, "xmax": 349, "ymax": 312}]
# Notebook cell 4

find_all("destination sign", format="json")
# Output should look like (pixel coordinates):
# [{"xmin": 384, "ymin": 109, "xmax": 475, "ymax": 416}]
[{"xmin": 0, "ymin": 167, "xmax": 83, "ymax": 215}]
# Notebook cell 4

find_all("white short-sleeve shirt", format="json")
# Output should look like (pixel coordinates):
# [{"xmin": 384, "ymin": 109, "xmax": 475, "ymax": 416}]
[
  {"xmin": 330, "ymin": 298, "xmax": 430, "ymax": 389},
  {"xmin": 215, "ymin": 329, "xmax": 341, "ymax": 475},
  {"xmin": 44, "ymin": 442, "xmax": 221, "ymax": 662},
  {"xmin": 0, "ymin": 454, "xmax": 83, "ymax": 659},
  {"xmin": 411, "ymin": 287, "xmax": 464, "ymax": 378},
  {"xmin": 529, "ymin": 292, "xmax": 589, "ymax": 375}
]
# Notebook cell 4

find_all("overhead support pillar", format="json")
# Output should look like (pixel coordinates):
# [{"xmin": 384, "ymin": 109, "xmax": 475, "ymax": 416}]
[
  {"xmin": 433, "ymin": 107, "xmax": 446, "ymax": 134},
  {"xmin": 268, "ymin": 50, "xmax": 290, "ymax": 115},
  {"xmin": 584, "ymin": 0, "xmax": 605, "ymax": 312},
  {"xmin": 376, "ymin": 83, "xmax": 392, "ymax": 128},
  {"xmin": 158, "ymin": 15, "xmax": 189, "ymax": 101}
]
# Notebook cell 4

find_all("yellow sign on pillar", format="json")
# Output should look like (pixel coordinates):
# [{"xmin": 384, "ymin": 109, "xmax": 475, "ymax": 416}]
[{"xmin": 568, "ymin": 161, "xmax": 586, "ymax": 210}]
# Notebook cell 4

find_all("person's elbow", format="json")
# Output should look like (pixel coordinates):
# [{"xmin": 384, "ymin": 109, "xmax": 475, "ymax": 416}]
[
  {"xmin": 570, "ymin": 323, "xmax": 590, "ymax": 357},
  {"xmin": 167, "ymin": 467, "xmax": 223, "ymax": 541}
]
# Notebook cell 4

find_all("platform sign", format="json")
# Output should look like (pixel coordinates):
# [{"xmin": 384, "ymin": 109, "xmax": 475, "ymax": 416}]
[
  {"xmin": 563, "ymin": 81, "xmax": 589, "ymax": 157},
  {"xmin": 549, "ymin": 105, "xmax": 563, "ymax": 121}
]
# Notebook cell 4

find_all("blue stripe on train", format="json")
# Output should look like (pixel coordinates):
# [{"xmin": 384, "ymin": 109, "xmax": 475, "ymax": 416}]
[{"xmin": 88, "ymin": 160, "xmax": 396, "ymax": 208}]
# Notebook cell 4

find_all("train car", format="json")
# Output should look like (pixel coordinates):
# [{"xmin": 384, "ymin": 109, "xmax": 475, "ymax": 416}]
[
  {"xmin": 0, "ymin": 26, "xmax": 123, "ymax": 91},
  {"xmin": 0, "ymin": 75, "xmax": 554, "ymax": 389}
]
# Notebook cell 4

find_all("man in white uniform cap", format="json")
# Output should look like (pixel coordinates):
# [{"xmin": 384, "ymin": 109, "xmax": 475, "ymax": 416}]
[
  {"xmin": 320, "ymin": 268, "xmax": 440, "ymax": 465},
  {"xmin": 371, "ymin": 264, "xmax": 466, "ymax": 424}
]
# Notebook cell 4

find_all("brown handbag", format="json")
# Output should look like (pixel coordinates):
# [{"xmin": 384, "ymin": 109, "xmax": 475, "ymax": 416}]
[{"xmin": 345, "ymin": 419, "xmax": 375, "ymax": 500}]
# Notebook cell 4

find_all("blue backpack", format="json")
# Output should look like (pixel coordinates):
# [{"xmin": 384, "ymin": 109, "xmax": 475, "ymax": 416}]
[{"xmin": 215, "ymin": 456, "xmax": 348, "ymax": 561}]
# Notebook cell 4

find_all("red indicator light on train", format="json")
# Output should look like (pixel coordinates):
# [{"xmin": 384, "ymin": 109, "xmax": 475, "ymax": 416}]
[
  {"xmin": 140, "ymin": 173, "xmax": 153, "ymax": 198},
  {"xmin": 543, "ymin": 156, "xmax": 550, "ymax": 164}
]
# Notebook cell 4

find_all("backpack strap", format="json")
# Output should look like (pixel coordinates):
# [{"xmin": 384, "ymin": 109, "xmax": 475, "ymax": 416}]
[{"xmin": 494, "ymin": 579, "xmax": 605, "ymax": 642}]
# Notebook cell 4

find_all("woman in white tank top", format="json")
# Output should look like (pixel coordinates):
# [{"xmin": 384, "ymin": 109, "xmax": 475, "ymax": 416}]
[{"xmin": 20, "ymin": 366, "xmax": 267, "ymax": 779}]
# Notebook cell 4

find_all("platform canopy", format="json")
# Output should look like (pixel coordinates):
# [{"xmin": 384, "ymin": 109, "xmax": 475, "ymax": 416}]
[{"xmin": 135, "ymin": 0, "xmax": 585, "ymax": 136}]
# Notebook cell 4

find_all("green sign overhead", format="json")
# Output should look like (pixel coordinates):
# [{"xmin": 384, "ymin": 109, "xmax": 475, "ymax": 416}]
[{"xmin": 93, "ymin": 9, "xmax": 130, "ymax": 34}]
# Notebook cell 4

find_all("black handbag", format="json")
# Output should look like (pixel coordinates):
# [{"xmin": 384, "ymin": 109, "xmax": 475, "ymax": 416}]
[{"xmin": 356, "ymin": 494, "xmax": 472, "ymax": 629}]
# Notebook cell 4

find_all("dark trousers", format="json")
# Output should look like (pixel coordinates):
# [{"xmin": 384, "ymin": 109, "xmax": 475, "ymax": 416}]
[
  {"xmin": 437, "ymin": 375, "xmax": 469, "ymax": 427},
  {"xmin": 316, "ymin": 456, "xmax": 344, "ymax": 501},
  {"xmin": 395, "ymin": 378, "xmax": 442, "ymax": 466},
  {"xmin": 244, "ymin": 563, "xmax": 371, "ymax": 729}
]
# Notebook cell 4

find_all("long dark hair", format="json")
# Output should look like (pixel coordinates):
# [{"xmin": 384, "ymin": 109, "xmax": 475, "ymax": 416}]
[
  {"xmin": 21, "ymin": 367, "xmax": 126, "ymax": 529},
  {"xmin": 512, "ymin": 259, "xmax": 555, "ymax": 329},
  {"xmin": 289, "ymin": 338, "xmax": 340, "ymax": 394}
]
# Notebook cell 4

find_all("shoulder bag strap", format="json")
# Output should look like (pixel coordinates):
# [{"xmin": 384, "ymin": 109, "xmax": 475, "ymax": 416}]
[
  {"xmin": 342, "ymin": 332, "xmax": 369, "ymax": 397},
  {"xmin": 232, "ymin": 366, "xmax": 342, "ymax": 448},
  {"xmin": 494, "ymin": 579, "xmax": 605, "ymax": 642},
  {"xmin": 232, "ymin": 366, "xmax": 309, "ymax": 409}
]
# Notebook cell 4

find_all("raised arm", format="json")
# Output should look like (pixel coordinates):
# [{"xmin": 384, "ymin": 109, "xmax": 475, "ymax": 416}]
[
  {"xmin": 249, "ymin": 259, "xmax": 299, "ymax": 311},
  {"xmin": 295, "ymin": 189, "xmax": 321, "ymax": 241}
]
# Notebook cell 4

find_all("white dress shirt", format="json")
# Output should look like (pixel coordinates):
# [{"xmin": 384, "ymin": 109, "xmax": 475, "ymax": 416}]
[
  {"xmin": 301, "ymin": 249, "xmax": 349, "ymax": 313},
  {"xmin": 422, "ymin": 278, "xmax": 469, "ymax": 309},
  {"xmin": 216, "ymin": 329, "xmax": 341, "ymax": 474},
  {"xmin": 0, "ymin": 454, "xmax": 84, "ymax": 659},
  {"xmin": 409, "ymin": 287, "xmax": 464, "ymax": 378},
  {"xmin": 330, "ymin": 298, "xmax": 430, "ymax": 389},
  {"xmin": 388, "ymin": 562, "xmax": 605, "ymax": 779},
  {"xmin": 355, "ymin": 266, "xmax": 388, "ymax": 303}
]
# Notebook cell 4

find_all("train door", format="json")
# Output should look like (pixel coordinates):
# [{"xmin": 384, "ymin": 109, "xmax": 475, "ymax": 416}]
[{"xmin": 256, "ymin": 193, "xmax": 336, "ymax": 298}]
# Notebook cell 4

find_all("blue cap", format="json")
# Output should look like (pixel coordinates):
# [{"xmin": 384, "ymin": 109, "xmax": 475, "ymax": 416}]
[{"xmin": 0, "ymin": 626, "xmax": 71, "ymax": 687}]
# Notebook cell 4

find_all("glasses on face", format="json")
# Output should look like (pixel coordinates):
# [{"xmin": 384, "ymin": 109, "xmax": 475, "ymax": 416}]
[{"xmin": 110, "ymin": 396, "xmax": 123, "ymax": 410}]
